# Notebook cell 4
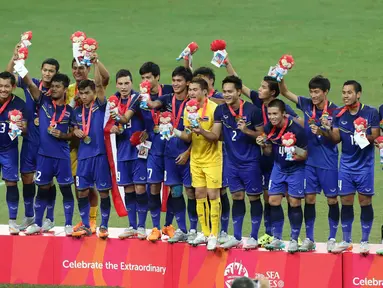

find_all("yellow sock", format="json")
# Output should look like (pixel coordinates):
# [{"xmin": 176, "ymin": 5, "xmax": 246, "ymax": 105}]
[
  {"xmin": 210, "ymin": 198, "xmax": 221, "ymax": 237},
  {"xmin": 196, "ymin": 198, "xmax": 210, "ymax": 237},
  {"xmin": 89, "ymin": 206, "xmax": 98, "ymax": 221}
]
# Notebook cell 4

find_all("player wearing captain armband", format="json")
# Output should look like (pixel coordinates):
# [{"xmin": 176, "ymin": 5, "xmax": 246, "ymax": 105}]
[
  {"xmin": 225, "ymin": 57, "xmax": 301, "ymax": 247},
  {"xmin": 279, "ymin": 75, "xmax": 339, "ymax": 252},
  {"xmin": 0, "ymin": 72, "xmax": 27, "ymax": 235},
  {"xmin": 171, "ymin": 77, "xmax": 222, "ymax": 251},
  {"xmin": 67, "ymin": 52, "xmax": 110, "ymax": 234},
  {"xmin": 318, "ymin": 81, "xmax": 379, "ymax": 255},
  {"xmin": 213, "ymin": 76, "xmax": 264, "ymax": 250},
  {"xmin": 256, "ymin": 99, "xmax": 307, "ymax": 253},
  {"xmin": 71, "ymin": 62, "xmax": 112, "ymax": 238}
]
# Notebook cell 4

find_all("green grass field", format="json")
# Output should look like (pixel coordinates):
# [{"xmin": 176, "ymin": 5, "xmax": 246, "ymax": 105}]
[{"xmin": 1, "ymin": 0, "xmax": 383, "ymax": 262}]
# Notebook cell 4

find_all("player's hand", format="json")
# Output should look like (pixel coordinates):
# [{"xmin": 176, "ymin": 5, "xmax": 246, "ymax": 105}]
[
  {"xmin": 50, "ymin": 129, "xmax": 62, "ymax": 138},
  {"xmin": 110, "ymin": 110, "xmax": 119, "ymax": 120},
  {"xmin": 237, "ymin": 119, "xmax": 247, "ymax": 133},
  {"xmin": 310, "ymin": 124, "xmax": 321, "ymax": 135},
  {"xmin": 110, "ymin": 125, "xmax": 120, "ymax": 134},
  {"xmin": 140, "ymin": 131, "xmax": 148, "ymax": 143},
  {"xmin": 90, "ymin": 52, "xmax": 98, "ymax": 63},
  {"xmin": 74, "ymin": 129, "xmax": 85, "ymax": 138},
  {"xmin": 175, "ymin": 150, "xmax": 190, "ymax": 165},
  {"xmin": 16, "ymin": 120, "xmax": 24, "ymax": 130},
  {"xmin": 256, "ymin": 135, "xmax": 265, "ymax": 147},
  {"xmin": 13, "ymin": 43, "xmax": 22, "ymax": 59}
]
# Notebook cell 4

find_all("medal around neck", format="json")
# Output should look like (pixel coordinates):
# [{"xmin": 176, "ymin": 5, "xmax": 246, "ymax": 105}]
[{"xmin": 84, "ymin": 136, "xmax": 91, "ymax": 144}]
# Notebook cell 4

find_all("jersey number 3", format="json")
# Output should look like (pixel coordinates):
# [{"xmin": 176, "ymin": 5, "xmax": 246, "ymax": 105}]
[{"xmin": 0, "ymin": 123, "xmax": 6, "ymax": 133}]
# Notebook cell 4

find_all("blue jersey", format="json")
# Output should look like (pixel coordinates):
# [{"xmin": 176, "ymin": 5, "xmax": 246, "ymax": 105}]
[
  {"xmin": 38, "ymin": 94, "xmax": 74, "ymax": 159},
  {"xmin": 17, "ymin": 76, "xmax": 49, "ymax": 144},
  {"xmin": 150, "ymin": 84, "xmax": 173, "ymax": 97},
  {"xmin": 74, "ymin": 98, "xmax": 107, "ymax": 160},
  {"xmin": 139, "ymin": 94, "xmax": 165, "ymax": 156},
  {"xmin": 0, "ymin": 95, "xmax": 26, "ymax": 151},
  {"xmin": 214, "ymin": 101, "xmax": 263, "ymax": 168},
  {"xmin": 250, "ymin": 90, "xmax": 298, "ymax": 172},
  {"xmin": 333, "ymin": 104, "xmax": 379, "ymax": 173},
  {"xmin": 210, "ymin": 90, "xmax": 223, "ymax": 99},
  {"xmin": 116, "ymin": 91, "xmax": 145, "ymax": 161},
  {"xmin": 264, "ymin": 119, "xmax": 307, "ymax": 172},
  {"xmin": 296, "ymin": 96, "xmax": 338, "ymax": 170},
  {"xmin": 158, "ymin": 93, "xmax": 190, "ymax": 157}
]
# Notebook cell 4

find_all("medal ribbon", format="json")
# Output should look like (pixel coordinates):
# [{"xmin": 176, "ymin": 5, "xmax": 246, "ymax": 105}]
[
  {"xmin": 227, "ymin": 100, "xmax": 244, "ymax": 120},
  {"xmin": 82, "ymin": 101, "xmax": 94, "ymax": 136},
  {"xmin": 50, "ymin": 100, "xmax": 67, "ymax": 127},
  {"xmin": 312, "ymin": 98, "xmax": 328, "ymax": 119},
  {"xmin": 267, "ymin": 117, "xmax": 289, "ymax": 141},
  {"xmin": 261, "ymin": 103, "xmax": 268, "ymax": 125},
  {"xmin": 118, "ymin": 96, "xmax": 132, "ymax": 115},
  {"xmin": 336, "ymin": 102, "xmax": 360, "ymax": 118},
  {"xmin": 200, "ymin": 97, "xmax": 208, "ymax": 119},
  {"xmin": 39, "ymin": 81, "xmax": 51, "ymax": 96},
  {"xmin": 0, "ymin": 96, "xmax": 12, "ymax": 115},
  {"xmin": 208, "ymin": 89, "xmax": 215, "ymax": 98},
  {"xmin": 172, "ymin": 94, "xmax": 188, "ymax": 128}
]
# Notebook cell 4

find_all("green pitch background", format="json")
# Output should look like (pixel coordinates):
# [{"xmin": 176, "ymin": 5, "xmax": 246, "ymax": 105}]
[{"xmin": 1, "ymin": 0, "xmax": 383, "ymax": 269}]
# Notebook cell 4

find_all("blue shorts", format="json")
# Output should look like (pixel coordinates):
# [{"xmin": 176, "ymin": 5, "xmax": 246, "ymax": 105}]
[
  {"xmin": 305, "ymin": 165, "xmax": 338, "ymax": 197},
  {"xmin": 269, "ymin": 165, "xmax": 305, "ymax": 198},
  {"xmin": 338, "ymin": 171, "xmax": 374, "ymax": 196},
  {"xmin": 164, "ymin": 156, "xmax": 191, "ymax": 188},
  {"xmin": 262, "ymin": 170, "xmax": 271, "ymax": 190},
  {"xmin": 76, "ymin": 154, "xmax": 112, "ymax": 191},
  {"xmin": 227, "ymin": 163, "xmax": 263, "ymax": 195},
  {"xmin": 20, "ymin": 139, "xmax": 39, "ymax": 174},
  {"xmin": 117, "ymin": 159, "xmax": 147, "ymax": 186},
  {"xmin": 147, "ymin": 154, "xmax": 164, "ymax": 184},
  {"xmin": 0, "ymin": 146, "xmax": 19, "ymax": 182},
  {"xmin": 35, "ymin": 154, "xmax": 73, "ymax": 186}
]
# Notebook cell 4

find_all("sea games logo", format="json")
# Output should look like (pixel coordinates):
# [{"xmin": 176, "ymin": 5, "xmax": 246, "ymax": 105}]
[
  {"xmin": 255, "ymin": 271, "xmax": 285, "ymax": 288},
  {"xmin": 224, "ymin": 261, "xmax": 249, "ymax": 288}
]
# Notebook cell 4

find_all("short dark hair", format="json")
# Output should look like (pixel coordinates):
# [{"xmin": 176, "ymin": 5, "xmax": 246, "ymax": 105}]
[
  {"xmin": 0, "ymin": 71, "xmax": 16, "ymax": 86},
  {"xmin": 41, "ymin": 58, "xmax": 60, "ymax": 73},
  {"xmin": 78, "ymin": 79, "xmax": 95, "ymax": 91},
  {"xmin": 139, "ymin": 62, "xmax": 160, "ymax": 77},
  {"xmin": 172, "ymin": 66, "xmax": 193, "ymax": 82},
  {"xmin": 51, "ymin": 73, "xmax": 70, "ymax": 88},
  {"xmin": 268, "ymin": 98, "xmax": 286, "ymax": 113},
  {"xmin": 263, "ymin": 76, "xmax": 280, "ymax": 97},
  {"xmin": 222, "ymin": 75, "xmax": 242, "ymax": 90},
  {"xmin": 309, "ymin": 75, "xmax": 330, "ymax": 92},
  {"xmin": 71, "ymin": 58, "xmax": 88, "ymax": 68},
  {"xmin": 116, "ymin": 69, "xmax": 133, "ymax": 83},
  {"xmin": 193, "ymin": 67, "xmax": 215, "ymax": 85},
  {"xmin": 343, "ymin": 80, "xmax": 362, "ymax": 93},
  {"xmin": 231, "ymin": 277, "xmax": 256, "ymax": 288},
  {"xmin": 190, "ymin": 77, "xmax": 208, "ymax": 91}
]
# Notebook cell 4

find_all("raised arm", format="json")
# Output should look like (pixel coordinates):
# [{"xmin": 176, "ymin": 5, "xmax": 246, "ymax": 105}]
[
  {"xmin": 91, "ymin": 53, "xmax": 109, "ymax": 87},
  {"xmin": 278, "ymin": 78, "xmax": 299, "ymax": 104},
  {"xmin": 6, "ymin": 43, "xmax": 20, "ymax": 74},
  {"xmin": 94, "ymin": 61, "xmax": 105, "ymax": 104},
  {"xmin": 225, "ymin": 58, "xmax": 251, "ymax": 97},
  {"xmin": 146, "ymin": 98, "xmax": 163, "ymax": 110},
  {"xmin": 22, "ymin": 73, "xmax": 41, "ymax": 101}
]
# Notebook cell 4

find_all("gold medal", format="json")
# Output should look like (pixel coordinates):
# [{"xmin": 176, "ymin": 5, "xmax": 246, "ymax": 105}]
[
  {"xmin": 34, "ymin": 118, "xmax": 39, "ymax": 126},
  {"xmin": 47, "ymin": 126, "xmax": 53, "ymax": 134},
  {"xmin": 118, "ymin": 124, "xmax": 124, "ymax": 134},
  {"xmin": 84, "ymin": 136, "xmax": 91, "ymax": 144},
  {"xmin": 153, "ymin": 125, "xmax": 160, "ymax": 133},
  {"xmin": 235, "ymin": 115, "xmax": 243, "ymax": 123}
]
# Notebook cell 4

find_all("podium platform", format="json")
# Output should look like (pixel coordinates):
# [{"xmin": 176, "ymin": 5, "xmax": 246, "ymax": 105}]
[{"xmin": 0, "ymin": 225, "xmax": 382, "ymax": 288}]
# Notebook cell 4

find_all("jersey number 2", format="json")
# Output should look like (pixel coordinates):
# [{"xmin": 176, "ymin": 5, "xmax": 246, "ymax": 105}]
[{"xmin": 231, "ymin": 131, "xmax": 237, "ymax": 141}]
